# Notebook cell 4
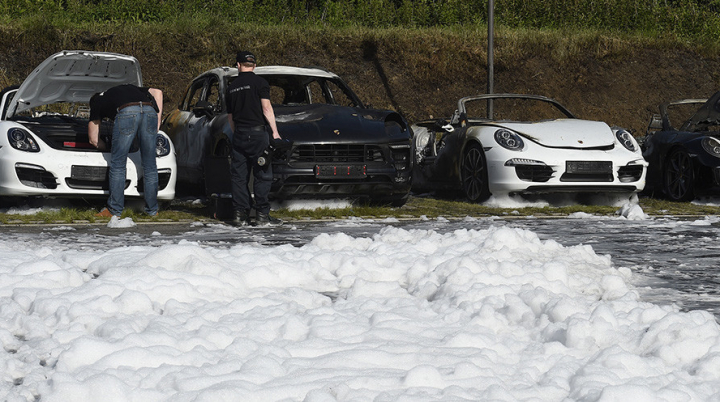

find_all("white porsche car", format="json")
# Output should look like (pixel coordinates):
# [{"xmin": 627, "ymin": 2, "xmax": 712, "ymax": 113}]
[
  {"xmin": 0, "ymin": 50, "xmax": 176, "ymax": 204},
  {"xmin": 412, "ymin": 94, "xmax": 647, "ymax": 202}
]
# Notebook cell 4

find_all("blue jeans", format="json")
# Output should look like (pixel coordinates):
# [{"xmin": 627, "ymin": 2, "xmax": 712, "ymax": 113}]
[{"xmin": 107, "ymin": 105, "xmax": 159, "ymax": 216}]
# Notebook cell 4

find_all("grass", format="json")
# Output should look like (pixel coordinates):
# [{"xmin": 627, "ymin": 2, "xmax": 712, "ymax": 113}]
[{"xmin": 2, "ymin": 195, "xmax": 719, "ymax": 225}]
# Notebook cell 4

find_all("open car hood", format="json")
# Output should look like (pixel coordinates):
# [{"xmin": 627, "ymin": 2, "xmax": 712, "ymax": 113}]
[
  {"xmin": 499, "ymin": 119, "xmax": 614, "ymax": 148},
  {"xmin": 8, "ymin": 50, "xmax": 142, "ymax": 118}
]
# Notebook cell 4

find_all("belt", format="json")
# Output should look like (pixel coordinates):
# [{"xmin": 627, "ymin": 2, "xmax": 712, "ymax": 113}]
[
  {"xmin": 117, "ymin": 101, "xmax": 155, "ymax": 111},
  {"xmin": 240, "ymin": 125, "xmax": 266, "ymax": 132}
]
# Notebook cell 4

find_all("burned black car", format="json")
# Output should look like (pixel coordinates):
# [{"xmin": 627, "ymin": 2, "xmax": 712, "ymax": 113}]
[
  {"xmin": 162, "ymin": 66, "xmax": 413, "ymax": 206},
  {"xmin": 643, "ymin": 91, "xmax": 720, "ymax": 201}
]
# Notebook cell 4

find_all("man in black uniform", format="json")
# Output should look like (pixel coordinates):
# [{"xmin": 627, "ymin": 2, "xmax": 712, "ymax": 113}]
[
  {"xmin": 88, "ymin": 84, "xmax": 163, "ymax": 218},
  {"xmin": 225, "ymin": 50, "xmax": 282, "ymax": 226}
]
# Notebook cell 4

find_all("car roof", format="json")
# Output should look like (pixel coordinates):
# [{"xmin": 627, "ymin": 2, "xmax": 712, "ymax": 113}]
[
  {"xmin": 255, "ymin": 66, "xmax": 340, "ymax": 79},
  {"xmin": 202, "ymin": 65, "xmax": 341, "ymax": 80},
  {"xmin": 8, "ymin": 50, "xmax": 142, "ymax": 117}
]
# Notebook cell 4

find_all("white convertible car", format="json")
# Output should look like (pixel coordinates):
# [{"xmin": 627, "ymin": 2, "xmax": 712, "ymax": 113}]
[
  {"xmin": 412, "ymin": 94, "xmax": 647, "ymax": 202},
  {"xmin": 0, "ymin": 50, "xmax": 176, "ymax": 203}
]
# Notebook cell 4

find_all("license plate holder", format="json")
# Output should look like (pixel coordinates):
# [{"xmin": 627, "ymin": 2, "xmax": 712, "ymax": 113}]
[
  {"xmin": 71, "ymin": 165, "xmax": 108, "ymax": 181},
  {"xmin": 315, "ymin": 165, "xmax": 366, "ymax": 179},
  {"xmin": 566, "ymin": 161, "xmax": 612, "ymax": 174}
]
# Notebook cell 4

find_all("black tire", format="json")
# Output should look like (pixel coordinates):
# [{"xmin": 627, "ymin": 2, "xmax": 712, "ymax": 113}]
[
  {"xmin": 461, "ymin": 143, "xmax": 490, "ymax": 203},
  {"xmin": 663, "ymin": 148, "xmax": 695, "ymax": 202},
  {"xmin": 368, "ymin": 193, "xmax": 409, "ymax": 208},
  {"xmin": 389, "ymin": 194, "xmax": 409, "ymax": 207}
]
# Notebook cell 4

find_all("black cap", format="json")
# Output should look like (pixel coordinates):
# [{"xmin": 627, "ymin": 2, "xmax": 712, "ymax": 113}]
[{"xmin": 236, "ymin": 51, "xmax": 256, "ymax": 64}]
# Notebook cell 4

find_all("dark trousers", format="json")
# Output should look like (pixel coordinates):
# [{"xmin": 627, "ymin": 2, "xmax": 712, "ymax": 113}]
[{"xmin": 230, "ymin": 127, "xmax": 272, "ymax": 215}]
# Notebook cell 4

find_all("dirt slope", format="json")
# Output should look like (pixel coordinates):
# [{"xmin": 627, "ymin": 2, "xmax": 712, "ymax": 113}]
[{"xmin": 1, "ymin": 26, "xmax": 718, "ymax": 136}]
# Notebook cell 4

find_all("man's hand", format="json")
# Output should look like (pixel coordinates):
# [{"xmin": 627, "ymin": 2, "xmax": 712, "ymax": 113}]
[{"xmin": 96, "ymin": 137, "xmax": 108, "ymax": 151}]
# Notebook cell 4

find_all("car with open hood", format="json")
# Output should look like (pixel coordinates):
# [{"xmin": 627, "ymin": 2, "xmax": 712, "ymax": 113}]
[
  {"xmin": 643, "ymin": 91, "xmax": 720, "ymax": 201},
  {"xmin": 412, "ymin": 93, "xmax": 647, "ymax": 202},
  {"xmin": 161, "ymin": 65, "xmax": 413, "ymax": 207},
  {"xmin": 0, "ymin": 50, "xmax": 176, "ymax": 204}
]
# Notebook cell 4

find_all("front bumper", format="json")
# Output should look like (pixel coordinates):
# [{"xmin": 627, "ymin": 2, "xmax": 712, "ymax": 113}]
[
  {"xmin": 0, "ymin": 148, "xmax": 177, "ymax": 200},
  {"xmin": 485, "ymin": 147, "xmax": 648, "ymax": 195}
]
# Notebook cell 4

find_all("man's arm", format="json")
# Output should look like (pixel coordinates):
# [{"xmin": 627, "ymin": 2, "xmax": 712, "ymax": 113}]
[
  {"xmin": 261, "ymin": 98, "xmax": 281, "ymax": 139},
  {"xmin": 87, "ymin": 120, "xmax": 106, "ymax": 150},
  {"xmin": 149, "ymin": 88, "xmax": 163, "ymax": 131}
]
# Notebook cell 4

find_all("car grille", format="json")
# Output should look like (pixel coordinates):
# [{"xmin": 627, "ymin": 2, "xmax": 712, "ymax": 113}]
[
  {"xmin": 617, "ymin": 165, "xmax": 644, "ymax": 182},
  {"xmin": 560, "ymin": 161, "xmax": 613, "ymax": 182},
  {"xmin": 65, "ymin": 166, "xmax": 172, "ymax": 191},
  {"xmin": 560, "ymin": 172, "xmax": 614, "ymax": 182},
  {"xmin": 138, "ymin": 169, "xmax": 173, "ymax": 191},
  {"xmin": 290, "ymin": 144, "xmax": 385, "ymax": 164},
  {"xmin": 66, "ymin": 165, "xmax": 123, "ymax": 190},
  {"xmin": 515, "ymin": 165, "xmax": 554, "ymax": 182},
  {"xmin": 16, "ymin": 164, "xmax": 58, "ymax": 189}
]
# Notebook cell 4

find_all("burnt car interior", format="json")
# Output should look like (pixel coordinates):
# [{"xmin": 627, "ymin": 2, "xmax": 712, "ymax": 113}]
[
  {"xmin": 182, "ymin": 72, "xmax": 363, "ymax": 117},
  {"xmin": 681, "ymin": 98, "xmax": 720, "ymax": 132},
  {"xmin": 647, "ymin": 99, "xmax": 710, "ymax": 134},
  {"xmin": 226, "ymin": 74, "xmax": 362, "ymax": 108}
]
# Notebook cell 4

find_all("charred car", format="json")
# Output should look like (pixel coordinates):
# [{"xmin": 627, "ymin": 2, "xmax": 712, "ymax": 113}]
[
  {"xmin": 0, "ymin": 50, "xmax": 176, "ymax": 202},
  {"xmin": 162, "ymin": 66, "xmax": 413, "ymax": 206},
  {"xmin": 643, "ymin": 91, "xmax": 720, "ymax": 201},
  {"xmin": 412, "ymin": 94, "xmax": 647, "ymax": 202}
]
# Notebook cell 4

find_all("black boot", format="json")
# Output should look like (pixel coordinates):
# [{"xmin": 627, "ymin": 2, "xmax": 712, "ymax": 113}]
[
  {"xmin": 255, "ymin": 211, "xmax": 283, "ymax": 226},
  {"xmin": 232, "ymin": 210, "xmax": 250, "ymax": 227}
]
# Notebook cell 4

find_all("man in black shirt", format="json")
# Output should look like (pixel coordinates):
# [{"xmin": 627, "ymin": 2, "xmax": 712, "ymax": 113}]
[
  {"xmin": 225, "ymin": 50, "xmax": 282, "ymax": 226},
  {"xmin": 88, "ymin": 84, "xmax": 163, "ymax": 218}
]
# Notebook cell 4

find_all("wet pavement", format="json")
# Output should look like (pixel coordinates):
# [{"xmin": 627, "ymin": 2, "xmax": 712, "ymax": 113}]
[{"xmin": 2, "ymin": 214, "xmax": 719, "ymax": 319}]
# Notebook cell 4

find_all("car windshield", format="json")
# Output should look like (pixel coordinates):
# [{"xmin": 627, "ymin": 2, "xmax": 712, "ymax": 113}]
[
  {"xmin": 227, "ymin": 74, "xmax": 359, "ymax": 107},
  {"xmin": 464, "ymin": 97, "xmax": 573, "ymax": 122}
]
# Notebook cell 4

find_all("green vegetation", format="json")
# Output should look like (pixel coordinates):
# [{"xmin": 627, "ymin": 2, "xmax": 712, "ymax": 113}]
[
  {"xmin": 1, "ymin": 0, "xmax": 719, "ymax": 43},
  {"xmin": 2, "ymin": 196, "xmax": 720, "ymax": 225}
]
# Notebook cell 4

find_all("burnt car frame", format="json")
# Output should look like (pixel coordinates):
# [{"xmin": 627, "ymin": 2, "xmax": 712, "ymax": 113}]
[
  {"xmin": 412, "ymin": 93, "xmax": 647, "ymax": 202},
  {"xmin": 162, "ymin": 65, "xmax": 413, "ymax": 206},
  {"xmin": 643, "ymin": 91, "xmax": 720, "ymax": 201}
]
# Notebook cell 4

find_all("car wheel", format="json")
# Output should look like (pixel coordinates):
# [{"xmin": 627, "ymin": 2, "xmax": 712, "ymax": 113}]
[
  {"xmin": 461, "ymin": 143, "xmax": 490, "ymax": 203},
  {"xmin": 389, "ymin": 194, "xmax": 409, "ymax": 207},
  {"xmin": 663, "ymin": 148, "xmax": 695, "ymax": 202}
]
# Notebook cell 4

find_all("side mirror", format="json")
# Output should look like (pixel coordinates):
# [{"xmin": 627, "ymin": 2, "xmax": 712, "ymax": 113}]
[{"xmin": 192, "ymin": 100, "xmax": 215, "ymax": 118}]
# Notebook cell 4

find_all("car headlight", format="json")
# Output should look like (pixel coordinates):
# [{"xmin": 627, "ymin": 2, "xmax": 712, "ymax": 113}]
[
  {"xmin": 415, "ymin": 127, "xmax": 430, "ymax": 150},
  {"xmin": 494, "ymin": 129, "xmax": 524, "ymax": 151},
  {"xmin": 8, "ymin": 128, "xmax": 40, "ymax": 152},
  {"xmin": 156, "ymin": 134, "xmax": 171, "ymax": 157},
  {"xmin": 615, "ymin": 129, "xmax": 637, "ymax": 152},
  {"xmin": 702, "ymin": 137, "xmax": 720, "ymax": 158}
]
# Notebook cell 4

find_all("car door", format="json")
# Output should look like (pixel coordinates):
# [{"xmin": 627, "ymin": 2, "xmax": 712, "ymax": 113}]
[{"xmin": 163, "ymin": 76, "xmax": 215, "ymax": 188}]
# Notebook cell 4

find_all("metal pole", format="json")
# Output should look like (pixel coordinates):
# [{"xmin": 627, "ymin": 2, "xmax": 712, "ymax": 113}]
[{"xmin": 488, "ymin": 0, "xmax": 494, "ymax": 119}]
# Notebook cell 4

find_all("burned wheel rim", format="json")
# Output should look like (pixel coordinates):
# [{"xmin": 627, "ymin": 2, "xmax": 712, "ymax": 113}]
[
  {"xmin": 663, "ymin": 148, "xmax": 695, "ymax": 201},
  {"xmin": 461, "ymin": 144, "xmax": 490, "ymax": 202}
]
